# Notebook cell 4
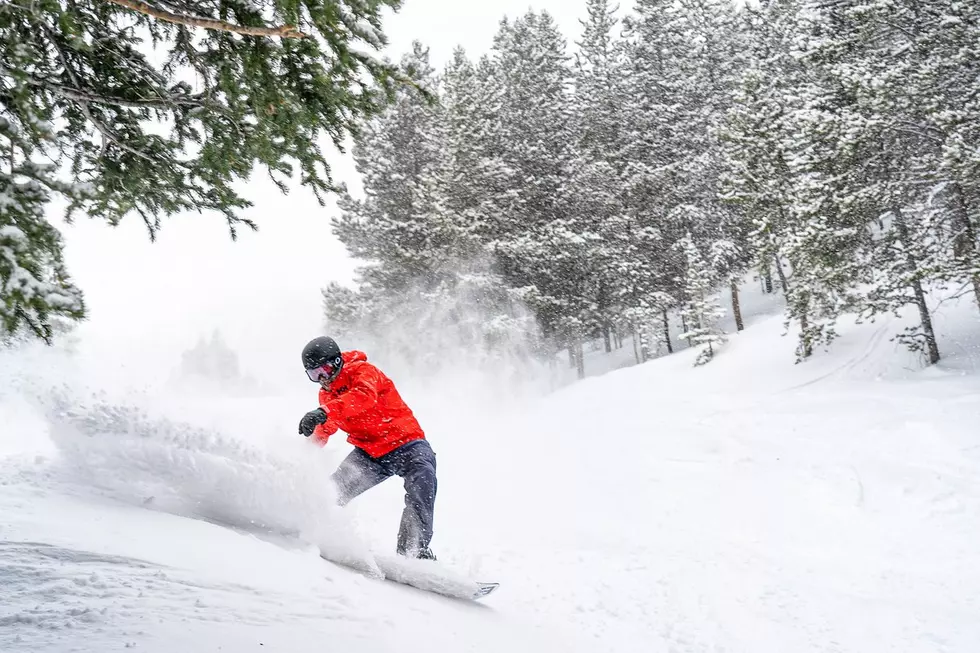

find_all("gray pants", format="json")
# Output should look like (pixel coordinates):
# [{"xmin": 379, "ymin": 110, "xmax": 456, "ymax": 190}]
[{"xmin": 331, "ymin": 439, "xmax": 437, "ymax": 556}]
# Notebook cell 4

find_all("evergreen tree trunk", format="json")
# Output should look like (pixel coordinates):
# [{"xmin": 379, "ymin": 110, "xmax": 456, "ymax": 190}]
[
  {"xmin": 731, "ymin": 279, "xmax": 744, "ymax": 332},
  {"xmin": 638, "ymin": 325, "xmax": 651, "ymax": 362},
  {"xmin": 568, "ymin": 346, "xmax": 576, "ymax": 368},
  {"xmin": 911, "ymin": 275, "xmax": 941, "ymax": 365},
  {"xmin": 799, "ymin": 309, "xmax": 813, "ymax": 360},
  {"xmin": 576, "ymin": 340, "xmax": 586, "ymax": 379},
  {"xmin": 762, "ymin": 263, "xmax": 773, "ymax": 294},
  {"xmin": 950, "ymin": 184, "xmax": 980, "ymax": 314},
  {"xmin": 603, "ymin": 325, "xmax": 612, "ymax": 353},
  {"xmin": 631, "ymin": 327, "xmax": 641, "ymax": 364},
  {"xmin": 894, "ymin": 208, "xmax": 941, "ymax": 365},
  {"xmin": 681, "ymin": 315, "xmax": 692, "ymax": 348},
  {"xmin": 662, "ymin": 309, "xmax": 673, "ymax": 354},
  {"xmin": 774, "ymin": 255, "xmax": 790, "ymax": 294}
]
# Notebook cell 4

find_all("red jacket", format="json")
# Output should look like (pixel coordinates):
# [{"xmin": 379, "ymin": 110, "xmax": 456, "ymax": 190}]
[{"xmin": 311, "ymin": 351, "xmax": 425, "ymax": 458}]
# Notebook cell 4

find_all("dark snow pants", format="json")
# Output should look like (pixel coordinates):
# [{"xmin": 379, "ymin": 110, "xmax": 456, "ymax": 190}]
[{"xmin": 330, "ymin": 439, "xmax": 437, "ymax": 556}]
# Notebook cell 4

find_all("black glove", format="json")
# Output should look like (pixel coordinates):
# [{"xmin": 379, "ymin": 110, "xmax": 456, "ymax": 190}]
[{"xmin": 299, "ymin": 408, "xmax": 328, "ymax": 437}]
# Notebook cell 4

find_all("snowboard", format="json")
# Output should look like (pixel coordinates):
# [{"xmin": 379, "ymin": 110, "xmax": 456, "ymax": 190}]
[{"xmin": 320, "ymin": 550, "xmax": 499, "ymax": 601}]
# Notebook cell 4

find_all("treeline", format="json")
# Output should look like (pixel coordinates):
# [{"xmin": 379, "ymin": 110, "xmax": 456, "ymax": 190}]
[{"xmin": 323, "ymin": 0, "xmax": 980, "ymax": 376}]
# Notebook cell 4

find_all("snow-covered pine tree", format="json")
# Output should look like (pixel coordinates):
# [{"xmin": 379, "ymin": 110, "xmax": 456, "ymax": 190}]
[
  {"xmin": 488, "ymin": 12, "xmax": 580, "ymax": 351},
  {"xmin": 430, "ymin": 47, "xmax": 536, "ymax": 354},
  {"xmin": 326, "ymin": 44, "xmax": 536, "ymax": 367},
  {"xmin": 908, "ymin": 1, "xmax": 980, "ymax": 313},
  {"xmin": 668, "ymin": 0, "xmax": 747, "ymax": 325},
  {"xmin": 618, "ymin": 0, "xmax": 688, "ymax": 320},
  {"xmin": 710, "ymin": 236, "xmax": 747, "ymax": 332},
  {"xmin": 490, "ymin": 11, "xmax": 572, "ymax": 237},
  {"xmin": 618, "ymin": 0, "xmax": 745, "ymax": 347},
  {"xmin": 438, "ymin": 48, "xmax": 506, "ymax": 248},
  {"xmin": 789, "ymin": 0, "xmax": 966, "ymax": 365},
  {"xmin": 718, "ymin": 0, "xmax": 805, "ymax": 300},
  {"xmin": 759, "ymin": 3, "xmax": 874, "ymax": 362},
  {"xmin": 863, "ymin": 205, "xmax": 946, "ymax": 364},
  {"xmin": 571, "ymin": 0, "xmax": 624, "ymax": 167},
  {"xmin": 719, "ymin": 0, "xmax": 980, "ymax": 364},
  {"xmin": 0, "ymin": 107, "xmax": 85, "ymax": 340},
  {"xmin": 493, "ymin": 222, "xmax": 603, "ymax": 377},
  {"xmin": 568, "ymin": 0, "xmax": 629, "ymax": 354},
  {"xmin": 676, "ymin": 231, "xmax": 726, "ymax": 366},
  {"xmin": 561, "ymin": 157, "xmax": 628, "ymax": 359},
  {"xmin": 327, "ymin": 43, "xmax": 445, "ymax": 334},
  {"xmin": 1, "ymin": 0, "xmax": 407, "ymax": 341}
]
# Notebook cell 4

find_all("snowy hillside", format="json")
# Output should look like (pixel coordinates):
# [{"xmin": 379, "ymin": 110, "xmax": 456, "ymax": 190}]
[{"xmin": 2, "ymin": 292, "xmax": 980, "ymax": 653}]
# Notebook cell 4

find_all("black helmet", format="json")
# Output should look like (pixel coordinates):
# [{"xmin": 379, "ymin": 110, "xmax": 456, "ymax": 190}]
[{"xmin": 302, "ymin": 336, "xmax": 343, "ymax": 384}]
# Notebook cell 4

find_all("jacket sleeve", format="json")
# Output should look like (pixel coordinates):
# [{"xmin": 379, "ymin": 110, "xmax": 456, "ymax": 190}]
[
  {"xmin": 311, "ymin": 420, "xmax": 338, "ymax": 447},
  {"xmin": 320, "ymin": 363, "xmax": 382, "ymax": 426}
]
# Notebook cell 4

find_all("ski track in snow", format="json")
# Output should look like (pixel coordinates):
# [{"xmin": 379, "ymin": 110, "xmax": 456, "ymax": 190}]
[{"xmin": 2, "ymin": 292, "xmax": 980, "ymax": 652}]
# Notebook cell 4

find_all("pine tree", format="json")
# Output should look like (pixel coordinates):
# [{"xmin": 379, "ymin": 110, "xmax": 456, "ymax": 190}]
[
  {"xmin": 572, "ymin": 0, "xmax": 624, "ymax": 165},
  {"xmin": 863, "ymin": 206, "xmax": 945, "ymax": 364},
  {"xmin": 567, "ymin": 0, "xmax": 628, "ymax": 355},
  {"xmin": 325, "ymin": 44, "xmax": 535, "ymax": 365},
  {"xmin": 676, "ymin": 233, "xmax": 726, "ymax": 366},
  {"xmin": 491, "ymin": 11, "xmax": 572, "ymax": 235},
  {"xmin": 439, "ymin": 48, "xmax": 493, "ymax": 239},
  {"xmin": 669, "ymin": 0, "xmax": 746, "ymax": 322},
  {"xmin": 730, "ymin": 1, "xmax": 869, "ymax": 361},
  {"xmin": 618, "ymin": 0, "xmax": 745, "ymax": 348},
  {"xmin": 907, "ymin": 1, "xmax": 980, "ymax": 313},
  {"xmin": 0, "ymin": 112, "xmax": 85, "ymax": 340},
  {"xmin": 719, "ymin": 0, "xmax": 804, "ymax": 299},
  {"xmin": 785, "ymin": 0, "xmax": 970, "ymax": 364},
  {"xmin": 488, "ymin": 12, "xmax": 579, "ymax": 350},
  {"xmin": 328, "ymin": 43, "xmax": 444, "ymax": 315},
  {"xmin": 921, "ymin": 1, "xmax": 980, "ymax": 314},
  {"xmin": 1, "ymin": 0, "xmax": 409, "ymax": 342},
  {"xmin": 618, "ymin": 0, "xmax": 687, "ymax": 319},
  {"xmin": 429, "ymin": 47, "xmax": 534, "ymax": 355}
]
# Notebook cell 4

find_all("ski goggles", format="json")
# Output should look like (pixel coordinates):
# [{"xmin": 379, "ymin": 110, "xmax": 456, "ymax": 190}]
[{"xmin": 306, "ymin": 363, "xmax": 336, "ymax": 383}]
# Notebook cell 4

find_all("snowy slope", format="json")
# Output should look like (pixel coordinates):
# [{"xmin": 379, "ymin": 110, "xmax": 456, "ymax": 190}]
[{"xmin": 2, "ymin": 293, "xmax": 980, "ymax": 653}]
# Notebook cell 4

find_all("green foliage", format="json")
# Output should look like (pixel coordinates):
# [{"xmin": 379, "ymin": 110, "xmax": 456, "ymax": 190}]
[{"xmin": 1, "ymin": 0, "xmax": 408, "ymax": 341}]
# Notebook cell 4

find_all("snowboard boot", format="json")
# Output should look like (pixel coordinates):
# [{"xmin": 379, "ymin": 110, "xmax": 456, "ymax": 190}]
[{"xmin": 397, "ymin": 545, "xmax": 437, "ymax": 561}]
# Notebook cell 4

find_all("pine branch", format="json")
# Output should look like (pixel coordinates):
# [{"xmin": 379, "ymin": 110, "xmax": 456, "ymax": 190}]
[
  {"xmin": 40, "ymin": 27, "xmax": 154, "ymax": 162},
  {"xmin": 102, "ymin": 0, "xmax": 310, "ymax": 39},
  {"xmin": 0, "ymin": 64, "xmax": 211, "ymax": 110},
  {"xmin": 934, "ymin": 280, "xmax": 975, "ymax": 308},
  {"xmin": 57, "ymin": 83, "xmax": 210, "ymax": 110}
]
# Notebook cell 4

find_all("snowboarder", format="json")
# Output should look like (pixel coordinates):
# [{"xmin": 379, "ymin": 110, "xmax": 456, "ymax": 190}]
[{"xmin": 298, "ymin": 336, "xmax": 438, "ymax": 560}]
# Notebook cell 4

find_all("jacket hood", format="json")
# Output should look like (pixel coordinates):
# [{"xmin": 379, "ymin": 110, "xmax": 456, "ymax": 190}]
[
  {"xmin": 320, "ymin": 350, "xmax": 367, "ymax": 391},
  {"xmin": 342, "ymin": 350, "xmax": 367, "ymax": 365}
]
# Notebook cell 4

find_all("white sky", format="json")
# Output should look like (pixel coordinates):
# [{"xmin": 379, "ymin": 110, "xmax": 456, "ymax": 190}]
[
  {"xmin": 57, "ymin": 1, "xmax": 593, "ymax": 382},
  {"xmin": 381, "ymin": 1, "xmax": 588, "ymax": 69}
]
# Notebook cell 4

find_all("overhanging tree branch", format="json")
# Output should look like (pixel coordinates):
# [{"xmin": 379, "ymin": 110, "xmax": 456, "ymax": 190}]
[
  {"xmin": 0, "ymin": 64, "xmax": 212, "ymax": 110},
  {"xmin": 102, "ymin": 0, "xmax": 310, "ymax": 39}
]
